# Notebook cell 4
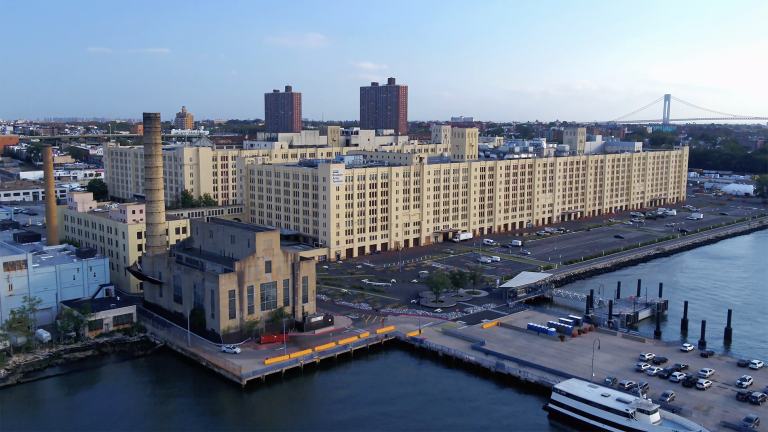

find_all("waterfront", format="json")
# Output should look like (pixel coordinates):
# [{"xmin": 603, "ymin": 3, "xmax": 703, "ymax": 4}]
[{"xmin": 0, "ymin": 349, "xmax": 574, "ymax": 432}]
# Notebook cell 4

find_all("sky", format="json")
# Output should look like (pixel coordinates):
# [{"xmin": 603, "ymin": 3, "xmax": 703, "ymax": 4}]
[{"xmin": 1, "ymin": 0, "xmax": 767, "ymax": 123}]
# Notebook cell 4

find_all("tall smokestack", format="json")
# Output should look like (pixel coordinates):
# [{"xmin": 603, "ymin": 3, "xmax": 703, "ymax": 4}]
[
  {"xmin": 143, "ymin": 113, "xmax": 166, "ymax": 257},
  {"xmin": 43, "ymin": 144, "xmax": 59, "ymax": 246}
]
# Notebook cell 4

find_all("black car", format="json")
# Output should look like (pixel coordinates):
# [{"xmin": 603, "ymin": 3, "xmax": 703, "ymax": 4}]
[
  {"xmin": 679, "ymin": 228, "xmax": 691, "ymax": 233},
  {"xmin": 657, "ymin": 367, "xmax": 676, "ymax": 379},
  {"xmin": 604, "ymin": 376, "xmax": 618, "ymax": 387},
  {"xmin": 618, "ymin": 380, "xmax": 637, "ymax": 391},
  {"xmin": 738, "ymin": 358, "xmax": 751, "ymax": 367},
  {"xmin": 652, "ymin": 356, "xmax": 669, "ymax": 365},
  {"xmin": 737, "ymin": 390, "xmax": 755, "ymax": 402},
  {"xmin": 720, "ymin": 212, "xmax": 729, "ymax": 215},
  {"xmin": 614, "ymin": 234, "xmax": 625, "ymax": 239},
  {"xmin": 672, "ymin": 363, "xmax": 689, "ymax": 372},
  {"xmin": 749, "ymin": 392, "xmax": 767, "ymax": 405},
  {"xmin": 741, "ymin": 414, "xmax": 760, "ymax": 429},
  {"xmin": 25, "ymin": 211, "xmax": 38, "ymax": 215},
  {"xmin": 646, "ymin": 216, "xmax": 657, "ymax": 220},
  {"xmin": 681, "ymin": 375, "xmax": 699, "ymax": 388},
  {"xmin": 700, "ymin": 349, "xmax": 716, "ymax": 358}
]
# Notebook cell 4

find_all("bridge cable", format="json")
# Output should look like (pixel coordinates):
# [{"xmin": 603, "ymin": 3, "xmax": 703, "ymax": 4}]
[
  {"xmin": 670, "ymin": 97, "xmax": 744, "ymax": 118},
  {"xmin": 610, "ymin": 97, "xmax": 664, "ymax": 122}
]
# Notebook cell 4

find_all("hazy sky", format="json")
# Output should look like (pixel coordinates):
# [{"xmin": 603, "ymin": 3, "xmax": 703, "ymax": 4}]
[{"xmin": 1, "ymin": 0, "xmax": 766, "ymax": 123}]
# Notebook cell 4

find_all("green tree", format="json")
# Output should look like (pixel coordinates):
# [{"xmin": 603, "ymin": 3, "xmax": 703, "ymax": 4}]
[
  {"xmin": 447, "ymin": 269, "xmax": 468, "ymax": 293},
  {"xmin": 196, "ymin": 193, "xmax": 217, "ymax": 207},
  {"xmin": 25, "ymin": 143, "xmax": 43, "ymax": 164},
  {"xmin": 1, "ymin": 295, "xmax": 42, "ymax": 351},
  {"xmin": 466, "ymin": 265, "xmax": 485, "ymax": 292},
  {"xmin": 179, "ymin": 190, "xmax": 196, "ymax": 208},
  {"xmin": 77, "ymin": 302, "xmax": 94, "ymax": 340},
  {"xmin": 269, "ymin": 306, "xmax": 291, "ymax": 323},
  {"xmin": 755, "ymin": 175, "xmax": 768, "ymax": 199},
  {"xmin": 189, "ymin": 307, "xmax": 207, "ymax": 333},
  {"xmin": 86, "ymin": 178, "xmax": 109, "ymax": 200},
  {"xmin": 425, "ymin": 272, "xmax": 450, "ymax": 302},
  {"xmin": 243, "ymin": 316, "xmax": 262, "ymax": 339},
  {"xmin": 57, "ymin": 307, "xmax": 86, "ymax": 342}
]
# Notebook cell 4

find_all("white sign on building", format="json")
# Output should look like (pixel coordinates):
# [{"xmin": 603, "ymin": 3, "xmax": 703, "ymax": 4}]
[{"xmin": 331, "ymin": 168, "xmax": 344, "ymax": 185}]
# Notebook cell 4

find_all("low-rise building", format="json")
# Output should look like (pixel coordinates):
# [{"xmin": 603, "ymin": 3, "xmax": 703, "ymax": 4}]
[
  {"xmin": 61, "ymin": 294, "xmax": 137, "ymax": 337},
  {"xmin": 0, "ymin": 180, "xmax": 69, "ymax": 203}
]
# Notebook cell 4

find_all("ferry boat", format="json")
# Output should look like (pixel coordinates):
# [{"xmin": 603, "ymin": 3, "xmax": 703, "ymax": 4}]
[{"xmin": 544, "ymin": 378, "xmax": 708, "ymax": 432}]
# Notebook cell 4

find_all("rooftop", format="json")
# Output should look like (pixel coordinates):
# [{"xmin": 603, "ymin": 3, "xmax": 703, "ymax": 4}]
[
  {"xmin": 0, "ymin": 229, "xmax": 106, "ymax": 266},
  {"xmin": 61, "ymin": 294, "xmax": 138, "ymax": 314}
]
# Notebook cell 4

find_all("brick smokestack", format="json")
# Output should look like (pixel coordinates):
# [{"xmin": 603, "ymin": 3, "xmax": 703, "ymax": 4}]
[
  {"xmin": 143, "ymin": 113, "xmax": 166, "ymax": 257},
  {"xmin": 42, "ymin": 144, "xmax": 59, "ymax": 246}
]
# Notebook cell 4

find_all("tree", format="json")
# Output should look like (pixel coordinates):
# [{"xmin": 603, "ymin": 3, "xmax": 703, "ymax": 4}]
[
  {"xmin": 189, "ymin": 307, "xmax": 207, "ymax": 333},
  {"xmin": 755, "ymin": 175, "xmax": 768, "ymax": 199},
  {"xmin": 196, "ymin": 193, "xmax": 217, "ymax": 207},
  {"xmin": 466, "ymin": 265, "xmax": 485, "ymax": 292},
  {"xmin": 77, "ymin": 302, "xmax": 94, "ymax": 340},
  {"xmin": 25, "ymin": 143, "xmax": 43, "ymax": 164},
  {"xmin": 57, "ymin": 307, "xmax": 86, "ymax": 343},
  {"xmin": 269, "ymin": 306, "xmax": 291, "ymax": 323},
  {"xmin": 179, "ymin": 190, "xmax": 196, "ymax": 208},
  {"xmin": 425, "ymin": 272, "xmax": 450, "ymax": 302},
  {"xmin": 1, "ymin": 295, "xmax": 42, "ymax": 351},
  {"xmin": 447, "ymin": 269, "xmax": 468, "ymax": 293},
  {"xmin": 243, "ymin": 316, "xmax": 261, "ymax": 339},
  {"xmin": 86, "ymin": 179, "xmax": 109, "ymax": 200}
]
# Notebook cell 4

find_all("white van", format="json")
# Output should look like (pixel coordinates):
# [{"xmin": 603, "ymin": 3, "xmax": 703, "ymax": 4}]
[
  {"xmin": 510, "ymin": 240, "xmax": 523, "ymax": 247},
  {"xmin": 35, "ymin": 329, "xmax": 51, "ymax": 343},
  {"xmin": 482, "ymin": 239, "xmax": 498, "ymax": 246}
]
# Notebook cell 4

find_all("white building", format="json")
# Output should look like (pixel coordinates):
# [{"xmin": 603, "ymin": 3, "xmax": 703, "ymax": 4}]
[
  {"xmin": 0, "ymin": 230, "xmax": 111, "ymax": 326},
  {"xmin": 0, "ymin": 181, "xmax": 69, "ymax": 202}
]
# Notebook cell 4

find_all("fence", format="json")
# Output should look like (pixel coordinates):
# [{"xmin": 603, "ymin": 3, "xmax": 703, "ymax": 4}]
[
  {"xmin": 138, "ymin": 307, "xmax": 242, "ymax": 378},
  {"xmin": 381, "ymin": 255, "xmax": 433, "ymax": 268}
]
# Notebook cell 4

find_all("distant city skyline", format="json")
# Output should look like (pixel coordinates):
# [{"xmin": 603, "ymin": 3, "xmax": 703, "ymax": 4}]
[{"xmin": 1, "ymin": 0, "xmax": 766, "ymax": 123}]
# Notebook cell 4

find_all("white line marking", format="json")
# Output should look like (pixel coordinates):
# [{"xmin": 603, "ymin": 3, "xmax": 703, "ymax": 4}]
[{"xmin": 457, "ymin": 326, "xmax": 468, "ymax": 330}]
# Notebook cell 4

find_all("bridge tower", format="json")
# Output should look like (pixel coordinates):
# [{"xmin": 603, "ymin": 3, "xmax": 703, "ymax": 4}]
[{"xmin": 662, "ymin": 94, "xmax": 671, "ymax": 124}]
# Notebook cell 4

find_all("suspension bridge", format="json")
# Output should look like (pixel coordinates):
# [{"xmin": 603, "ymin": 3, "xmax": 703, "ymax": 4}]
[{"xmin": 607, "ymin": 94, "xmax": 768, "ymax": 124}]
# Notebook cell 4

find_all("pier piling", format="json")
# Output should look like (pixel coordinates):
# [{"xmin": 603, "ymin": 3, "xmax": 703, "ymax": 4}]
[
  {"xmin": 724, "ymin": 309, "xmax": 733, "ymax": 343},
  {"xmin": 589, "ymin": 289, "xmax": 594, "ymax": 310},
  {"xmin": 616, "ymin": 282, "xmax": 621, "ymax": 299},
  {"xmin": 698, "ymin": 320, "xmax": 707, "ymax": 350},
  {"xmin": 608, "ymin": 300, "xmax": 613, "ymax": 321},
  {"xmin": 636, "ymin": 279, "xmax": 641, "ymax": 298},
  {"xmin": 585, "ymin": 296, "xmax": 590, "ymax": 314},
  {"xmin": 658, "ymin": 283, "xmax": 663, "ymax": 298},
  {"xmin": 681, "ymin": 301, "xmax": 689, "ymax": 332},
  {"xmin": 654, "ymin": 309, "xmax": 662, "ymax": 340}
]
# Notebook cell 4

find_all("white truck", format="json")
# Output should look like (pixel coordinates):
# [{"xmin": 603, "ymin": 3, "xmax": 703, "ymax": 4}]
[
  {"xmin": 689, "ymin": 213, "xmax": 704, "ymax": 220},
  {"xmin": 509, "ymin": 240, "xmax": 523, "ymax": 247},
  {"xmin": 453, "ymin": 232, "xmax": 473, "ymax": 242},
  {"xmin": 482, "ymin": 239, "xmax": 498, "ymax": 246},
  {"xmin": 665, "ymin": 209, "xmax": 677, "ymax": 216}
]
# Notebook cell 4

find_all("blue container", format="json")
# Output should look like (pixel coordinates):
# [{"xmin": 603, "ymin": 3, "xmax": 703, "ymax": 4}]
[
  {"xmin": 568, "ymin": 315, "xmax": 582, "ymax": 326},
  {"xmin": 547, "ymin": 328, "xmax": 557, "ymax": 337},
  {"xmin": 559, "ymin": 318, "xmax": 574, "ymax": 326}
]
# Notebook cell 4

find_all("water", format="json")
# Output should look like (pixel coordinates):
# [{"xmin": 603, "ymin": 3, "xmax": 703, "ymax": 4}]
[
  {"xmin": 548, "ymin": 230, "xmax": 768, "ymax": 360},
  {"xmin": 0, "ymin": 349, "xmax": 574, "ymax": 432}
]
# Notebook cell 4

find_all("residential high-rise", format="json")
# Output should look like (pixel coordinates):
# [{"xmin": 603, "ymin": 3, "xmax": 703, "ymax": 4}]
[
  {"xmin": 265, "ymin": 86, "xmax": 302, "ymax": 133},
  {"xmin": 360, "ymin": 77, "xmax": 408, "ymax": 136},
  {"xmin": 174, "ymin": 106, "xmax": 194, "ymax": 130}
]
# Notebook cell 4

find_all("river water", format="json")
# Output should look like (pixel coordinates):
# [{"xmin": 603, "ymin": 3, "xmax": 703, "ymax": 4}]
[{"xmin": 1, "ymin": 231, "xmax": 765, "ymax": 431}]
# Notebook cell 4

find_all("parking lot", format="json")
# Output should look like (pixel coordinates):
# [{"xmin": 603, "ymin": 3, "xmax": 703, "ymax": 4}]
[{"xmin": 432, "ymin": 252, "xmax": 540, "ymax": 279}]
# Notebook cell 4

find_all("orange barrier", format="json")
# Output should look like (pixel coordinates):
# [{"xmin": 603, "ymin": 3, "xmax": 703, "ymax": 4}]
[
  {"xmin": 289, "ymin": 349, "xmax": 313, "ymax": 359},
  {"xmin": 264, "ymin": 355, "xmax": 290, "ymax": 365},
  {"xmin": 358, "ymin": 332, "xmax": 370, "ymax": 338},
  {"xmin": 482, "ymin": 321, "xmax": 500, "ymax": 329},
  {"xmin": 314, "ymin": 342, "xmax": 336, "ymax": 352},
  {"xmin": 405, "ymin": 329, "xmax": 423, "ymax": 337},
  {"xmin": 376, "ymin": 325, "xmax": 395, "ymax": 334},
  {"xmin": 337, "ymin": 336, "xmax": 359, "ymax": 345}
]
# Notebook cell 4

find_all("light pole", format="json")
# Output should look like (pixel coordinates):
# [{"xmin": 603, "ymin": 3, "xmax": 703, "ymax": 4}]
[
  {"xmin": 283, "ymin": 316, "xmax": 287, "ymax": 354},
  {"xmin": 591, "ymin": 338, "xmax": 601, "ymax": 382}
]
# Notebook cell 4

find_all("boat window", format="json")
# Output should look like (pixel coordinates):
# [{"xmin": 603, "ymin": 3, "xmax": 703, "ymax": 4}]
[
  {"xmin": 637, "ymin": 407, "xmax": 659, "ymax": 416},
  {"xmin": 616, "ymin": 397, "xmax": 633, "ymax": 404},
  {"xmin": 601, "ymin": 393, "xmax": 610, "ymax": 398}
]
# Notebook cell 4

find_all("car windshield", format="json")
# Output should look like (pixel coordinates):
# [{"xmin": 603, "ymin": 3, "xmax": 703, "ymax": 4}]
[{"xmin": 662, "ymin": 391, "xmax": 672, "ymax": 396}]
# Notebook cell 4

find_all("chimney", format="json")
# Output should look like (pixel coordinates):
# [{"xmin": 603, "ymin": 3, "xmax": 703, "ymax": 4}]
[
  {"xmin": 42, "ymin": 144, "xmax": 59, "ymax": 246},
  {"xmin": 285, "ymin": 85, "xmax": 292, "ymax": 92},
  {"xmin": 273, "ymin": 89, "xmax": 280, "ymax": 93},
  {"xmin": 143, "ymin": 113, "xmax": 166, "ymax": 257},
  {"xmin": 387, "ymin": 77, "xmax": 396, "ymax": 85}
]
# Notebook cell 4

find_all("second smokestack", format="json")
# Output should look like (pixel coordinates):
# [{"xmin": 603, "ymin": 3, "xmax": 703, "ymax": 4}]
[
  {"xmin": 143, "ymin": 113, "xmax": 166, "ymax": 257},
  {"xmin": 43, "ymin": 144, "xmax": 59, "ymax": 246}
]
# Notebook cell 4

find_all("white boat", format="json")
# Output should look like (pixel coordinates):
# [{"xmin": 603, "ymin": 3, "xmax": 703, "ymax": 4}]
[{"xmin": 544, "ymin": 378, "xmax": 708, "ymax": 432}]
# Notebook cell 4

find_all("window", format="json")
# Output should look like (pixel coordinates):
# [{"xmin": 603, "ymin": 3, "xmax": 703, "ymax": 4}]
[
  {"xmin": 210, "ymin": 290, "xmax": 215, "ymax": 318},
  {"xmin": 283, "ymin": 279, "xmax": 290, "ymax": 308},
  {"xmin": 260, "ymin": 281, "xmax": 277, "ymax": 311},
  {"xmin": 113, "ymin": 313, "xmax": 134, "ymax": 326},
  {"xmin": 175, "ymin": 227, "xmax": 180, "ymax": 235},
  {"xmin": 87, "ymin": 318, "xmax": 103, "ymax": 332},
  {"xmin": 247, "ymin": 285, "xmax": 255, "ymax": 315},
  {"xmin": 173, "ymin": 276, "xmax": 183, "ymax": 305},
  {"xmin": 228, "ymin": 290, "xmax": 236, "ymax": 319},
  {"xmin": 265, "ymin": 260, "xmax": 272, "ymax": 274},
  {"xmin": 302, "ymin": 276, "xmax": 309, "ymax": 303},
  {"xmin": 3, "ymin": 260, "xmax": 28, "ymax": 272},
  {"xmin": 137, "ymin": 244, "xmax": 142, "ymax": 252}
]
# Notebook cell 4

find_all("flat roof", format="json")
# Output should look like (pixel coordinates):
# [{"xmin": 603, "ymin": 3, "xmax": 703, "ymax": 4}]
[
  {"xmin": 0, "ymin": 229, "xmax": 106, "ymax": 266},
  {"xmin": 208, "ymin": 217, "xmax": 277, "ymax": 233},
  {"xmin": 500, "ymin": 271, "xmax": 551, "ymax": 288},
  {"xmin": 61, "ymin": 295, "xmax": 138, "ymax": 314}
]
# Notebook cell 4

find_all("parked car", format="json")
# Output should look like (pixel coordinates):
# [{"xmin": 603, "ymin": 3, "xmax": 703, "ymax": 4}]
[
  {"xmin": 680, "ymin": 343, "xmax": 694, "ymax": 352},
  {"xmin": 737, "ymin": 390, "xmax": 755, "ymax": 402},
  {"xmin": 659, "ymin": 390, "xmax": 676, "ymax": 403},
  {"xmin": 221, "ymin": 345, "xmax": 241, "ymax": 354},
  {"xmin": 25, "ymin": 210, "xmax": 38, "ymax": 215},
  {"xmin": 652, "ymin": 356, "xmax": 668, "ymax": 365},
  {"xmin": 720, "ymin": 212, "xmax": 729, "ymax": 215},
  {"xmin": 477, "ymin": 257, "xmax": 492, "ymax": 263},
  {"xmin": 749, "ymin": 360, "xmax": 764, "ymax": 370},
  {"xmin": 636, "ymin": 381, "xmax": 650, "ymax": 393},
  {"xmin": 608, "ymin": 218, "xmax": 618, "ymax": 222},
  {"xmin": 737, "ymin": 375, "xmax": 754, "ymax": 388},
  {"xmin": 604, "ymin": 376, "xmax": 618, "ymax": 387},
  {"xmin": 696, "ymin": 379, "xmax": 712, "ymax": 390},
  {"xmin": 698, "ymin": 368, "xmax": 715, "ymax": 378},
  {"xmin": 614, "ymin": 234, "xmax": 625, "ymax": 239},
  {"xmin": 639, "ymin": 352, "xmax": 656, "ymax": 361},
  {"xmin": 665, "ymin": 222, "xmax": 676, "ymax": 227},
  {"xmin": 670, "ymin": 372, "xmax": 686, "ymax": 383},
  {"xmin": 490, "ymin": 256, "xmax": 501, "ymax": 262},
  {"xmin": 636, "ymin": 362, "xmax": 651, "ymax": 372},
  {"xmin": 672, "ymin": 363, "xmax": 689, "ymax": 372},
  {"xmin": 681, "ymin": 375, "xmax": 699, "ymax": 388},
  {"xmin": 646, "ymin": 215, "xmax": 657, "ymax": 220},
  {"xmin": 622, "ymin": 221, "xmax": 633, "ymax": 225},
  {"xmin": 700, "ymin": 349, "xmax": 716, "ymax": 358},
  {"xmin": 536, "ymin": 231, "xmax": 550, "ymax": 236},
  {"xmin": 740, "ymin": 414, "xmax": 761, "ymax": 429},
  {"xmin": 738, "ymin": 358, "xmax": 751, "ymax": 367},
  {"xmin": 646, "ymin": 366, "xmax": 663, "ymax": 376},
  {"xmin": 618, "ymin": 380, "xmax": 636, "ymax": 391},
  {"xmin": 520, "ymin": 250, "xmax": 531, "ymax": 255},
  {"xmin": 631, "ymin": 218, "xmax": 642, "ymax": 223},
  {"xmin": 679, "ymin": 228, "xmax": 691, "ymax": 233},
  {"xmin": 657, "ymin": 367, "xmax": 676, "ymax": 379},
  {"xmin": 749, "ymin": 392, "xmax": 767, "ymax": 405}
]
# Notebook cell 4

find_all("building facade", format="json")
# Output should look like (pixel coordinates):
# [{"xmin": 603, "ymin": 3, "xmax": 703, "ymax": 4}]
[
  {"xmin": 265, "ymin": 86, "xmax": 302, "ymax": 133},
  {"xmin": 360, "ymin": 78, "xmax": 408, "ymax": 136},
  {"xmin": 174, "ymin": 106, "xmax": 194, "ymax": 130}
]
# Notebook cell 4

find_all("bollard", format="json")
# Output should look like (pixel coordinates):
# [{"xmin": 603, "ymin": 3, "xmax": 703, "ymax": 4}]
[
  {"xmin": 698, "ymin": 320, "xmax": 707, "ymax": 349},
  {"xmin": 589, "ymin": 289, "xmax": 594, "ymax": 310},
  {"xmin": 585, "ymin": 296, "xmax": 590, "ymax": 314},
  {"xmin": 658, "ymin": 282, "xmax": 663, "ymax": 298},
  {"xmin": 724, "ymin": 309, "xmax": 733, "ymax": 343},
  {"xmin": 681, "ymin": 301, "xmax": 689, "ymax": 332},
  {"xmin": 636, "ymin": 279, "xmax": 641, "ymax": 298},
  {"xmin": 654, "ymin": 309, "xmax": 662, "ymax": 340},
  {"xmin": 608, "ymin": 300, "xmax": 613, "ymax": 321},
  {"xmin": 616, "ymin": 281, "xmax": 621, "ymax": 299}
]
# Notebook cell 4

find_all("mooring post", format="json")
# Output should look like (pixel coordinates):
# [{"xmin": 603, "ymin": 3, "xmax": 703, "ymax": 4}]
[
  {"xmin": 681, "ymin": 301, "xmax": 689, "ymax": 332},
  {"xmin": 636, "ymin": 279, "xmax": 641, "ymax": 298},
  {"xmin": 616, "ymin": 281, "xmax": 621, "ymax": 299},
  {"xmin": 698, "ymin": 320, "xmax": 707, "ymax": 349},
  {"xmin": 585, "ymin": 296, "xmax": 590, "ymax": 314},
  {"xmin": 589, "ymin": 288, "xmax": 594, "ymax": 311},
  {"xmin": 654, "ymin": 309, "xmax": 662, "ymax": 340},
  {"xmin": 658, "ymin": 282, "xmax": 663, "ymax": 298},
  {"xmin": 724, "ymin": 309, "xmax": 733, "ymax": 343},
  {"xmin": 608, "ymin": 300, "xmax": 613, "ymax": 321}
]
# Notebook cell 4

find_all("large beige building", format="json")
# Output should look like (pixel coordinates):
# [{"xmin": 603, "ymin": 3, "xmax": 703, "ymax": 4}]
[
  {"xmin": 174, "ymin": 106, "xmax": 194, "ymax": 130},
  {"xmin": 244, "ymin": 140, "xmax": 689, "ymax": 261},
  {"xmin": 58, "ymin": 191, "xmax": 190, "ymax": 293}
]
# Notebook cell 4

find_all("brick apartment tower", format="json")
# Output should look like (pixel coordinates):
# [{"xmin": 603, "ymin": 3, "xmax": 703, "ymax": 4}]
[
  {"xmin": 265, "ymin": 86, "xmax": 302, "ymax": 133},
  {"xmin": 360, "ymin": 77, "xmax": 408, "ymax": 136}
]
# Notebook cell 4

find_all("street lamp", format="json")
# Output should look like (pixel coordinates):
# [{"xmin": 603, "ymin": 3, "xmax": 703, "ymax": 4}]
[{"xmin": 591, "ymin": 338, "xmax": 601, "ymax": 383}]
